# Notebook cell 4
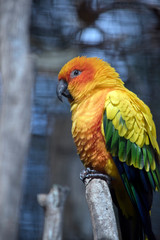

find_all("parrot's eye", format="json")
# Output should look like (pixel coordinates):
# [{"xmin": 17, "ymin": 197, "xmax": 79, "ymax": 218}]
[{"xmin": 70, "ymin": 69, "xmax": 82, "ymax": 78}]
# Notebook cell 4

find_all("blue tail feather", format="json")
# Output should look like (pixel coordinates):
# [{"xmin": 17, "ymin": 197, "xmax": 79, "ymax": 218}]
[{"xmin": 113, "ymin": 156, "xmax": 156, "ymax": 240}]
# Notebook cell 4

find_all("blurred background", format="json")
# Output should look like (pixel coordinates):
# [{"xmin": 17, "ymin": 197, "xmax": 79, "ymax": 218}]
[{"xmin": 14, "ymin": 0, "xmax": 160, "ymax": 239}]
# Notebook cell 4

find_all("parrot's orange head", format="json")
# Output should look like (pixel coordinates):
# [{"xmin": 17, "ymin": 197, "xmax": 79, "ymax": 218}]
[{"xmin": 57, "ymin": 56, "xmax": 124, "ymax": 102}]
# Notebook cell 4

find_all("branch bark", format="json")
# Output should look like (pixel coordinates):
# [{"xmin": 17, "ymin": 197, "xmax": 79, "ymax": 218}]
[
  {"xmin": 0, "ymin": 0, "xmax": 33, "ymax": 240},
  {"xmin": 37, "ymin": 185, "xmax": 70, "ymax": 240},
  {"xmin": 84, "ymin": 178, "xmax": 119, "ymax": 240}
]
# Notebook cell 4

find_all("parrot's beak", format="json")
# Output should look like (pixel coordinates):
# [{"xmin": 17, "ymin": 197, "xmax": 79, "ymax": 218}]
[{"xmin": 56, "ymin": 79, "xmax": 73, "ymax": 102}]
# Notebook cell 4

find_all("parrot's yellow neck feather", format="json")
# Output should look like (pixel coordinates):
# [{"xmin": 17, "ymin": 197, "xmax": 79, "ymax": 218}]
[{"xmin": 69, "ymin": 76, "xmax": 125, "ymax": 104}]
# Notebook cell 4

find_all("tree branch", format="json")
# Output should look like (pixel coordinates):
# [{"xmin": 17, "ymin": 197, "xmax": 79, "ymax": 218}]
[
  {"xmin": 84, "ymin": 178, "xmax": 119, "ymax": 240},
  {"xmin": 37, "ymin": 185, "xmax": 70, "ymax": 240}
]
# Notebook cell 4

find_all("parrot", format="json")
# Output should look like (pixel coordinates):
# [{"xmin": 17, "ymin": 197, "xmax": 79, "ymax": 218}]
[{"xmin": 56, "ymin": 56, "xmax": 160, "ymax": 240}]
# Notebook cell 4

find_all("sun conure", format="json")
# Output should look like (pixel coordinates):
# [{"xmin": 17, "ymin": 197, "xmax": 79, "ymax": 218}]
[{"xmin": 57, "ymin": 56, "xmax": 160, "ymax": 240}]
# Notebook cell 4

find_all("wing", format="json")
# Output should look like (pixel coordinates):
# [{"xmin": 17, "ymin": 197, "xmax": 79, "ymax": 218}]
[
  {"xmin": 102, "ymin": 90, "xmax": 160, "ymax": 191},
  {"xmin": 102, "ymin": 90, "xmax": 160, "ymax": 238}
]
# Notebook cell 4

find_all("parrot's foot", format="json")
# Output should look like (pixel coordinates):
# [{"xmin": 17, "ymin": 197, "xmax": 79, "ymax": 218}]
[{"xmin": 80, "ymin": 167, "xmax": 111, "ymax": 184}]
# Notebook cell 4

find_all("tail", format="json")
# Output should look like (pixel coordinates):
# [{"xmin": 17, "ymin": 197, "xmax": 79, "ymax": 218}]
[
  {"xmin": 112, "ymin": 157, "xmax": 157, "ymax": 240},
  {"xmin": 118, "ymin": 209, "xmax": 143, "ymax": 240},
  {"xmin": 118, "ymin": 209, "xmax": 156, "ymax": 240}
]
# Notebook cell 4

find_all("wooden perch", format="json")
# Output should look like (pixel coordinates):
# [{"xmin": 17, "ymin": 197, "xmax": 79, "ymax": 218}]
[
  {"xmin": 84, "ymin": 178, "xmax": 119, "ymax": 240},
  {"xmin": 37, "ymin": 185, "xmax": 70, "ymax": 240}
]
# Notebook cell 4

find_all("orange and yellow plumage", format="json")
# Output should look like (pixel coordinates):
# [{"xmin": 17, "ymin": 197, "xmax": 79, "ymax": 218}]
[{"xmin": 57, "ymin": 56, "xmax": 160, "ymax": 240}]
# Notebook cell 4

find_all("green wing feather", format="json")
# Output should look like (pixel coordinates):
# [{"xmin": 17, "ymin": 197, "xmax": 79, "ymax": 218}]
[{"xmin": 103, "ymin": 90, "xmax": 160, "ymax": 191}]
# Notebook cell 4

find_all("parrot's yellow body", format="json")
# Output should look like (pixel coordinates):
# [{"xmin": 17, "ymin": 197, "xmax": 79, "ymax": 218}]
[{"xmin": 57, "ymin": 56, "xmax": 160, "ymax": 240}]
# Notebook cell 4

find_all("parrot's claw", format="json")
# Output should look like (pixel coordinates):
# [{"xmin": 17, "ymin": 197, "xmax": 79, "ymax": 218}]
[{"xmin": 80, "ymin": 167, "xmax": 111, "ymax": 185}]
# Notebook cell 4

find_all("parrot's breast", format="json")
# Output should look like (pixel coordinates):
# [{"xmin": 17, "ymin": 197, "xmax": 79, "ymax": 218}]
[{"xmin": 71, "ymin": 90, "xmax": 118, "ymax": 177}]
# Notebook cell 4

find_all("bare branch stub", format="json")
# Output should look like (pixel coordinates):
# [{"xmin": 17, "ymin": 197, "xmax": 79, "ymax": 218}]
[{"xmin": 37, "ymin": 185, "xmax": 70, "ymax": 240}]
